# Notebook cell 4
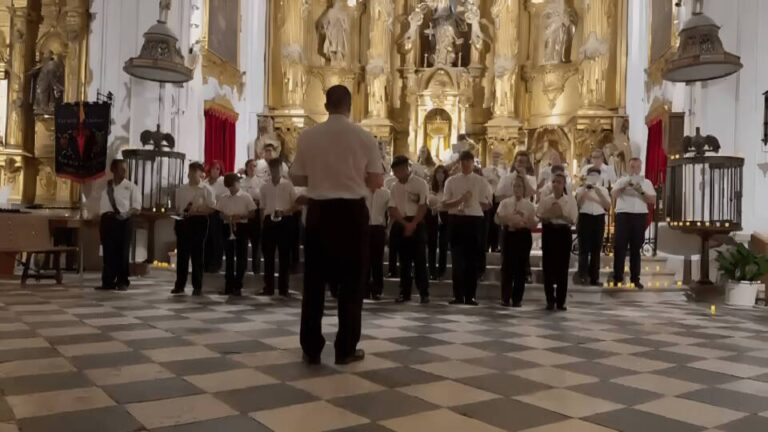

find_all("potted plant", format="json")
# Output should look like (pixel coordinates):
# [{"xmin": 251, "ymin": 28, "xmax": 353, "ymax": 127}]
[{"xmin": 715, "ymin": 243, "xmax": 768, "ymax": 307}]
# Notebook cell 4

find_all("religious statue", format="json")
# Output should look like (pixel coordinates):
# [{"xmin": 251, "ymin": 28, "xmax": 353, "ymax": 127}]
[
  {"xmin": 542, "ymin": 6, "xmax": 577, "ymax": 65},
  {"xmin": 319, "ymin": 0, "xmax": 349, "ymax": 67},
  {"xmin": 493, "ymin": 57, "xmax": 516, "ymax": 116},
  {"xmin": 608, "ymin": 118, "xmax": 632, "ymax": 177},
  {"xmin": 366, "ymin": 60, "xmax": 389, "ymax": 119},
  {"xmin": 281, "ymin": 44, "xmax": 305, "ymax": 107},
  {"xmin": 401, "ymin": 8, "xmax": 425, "ymax": 55},
  {"xmin": 255, "ymin": 117, "xmax": 282, "ymax": 158},
  {"xmin": 0, "ymin": 158, "xmax": 22, "ymax": 190},
  {"xmin": 463, "ymin": 1, "xmax": 488, "ymax": 52},
  {"xmin": 29, "ymin": 51, "xmax": 65, "ymax": 116}
]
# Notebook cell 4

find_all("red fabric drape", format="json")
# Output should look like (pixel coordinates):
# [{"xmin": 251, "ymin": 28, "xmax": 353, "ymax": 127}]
[
  {"xmin": 204, "ymin": 109, "xmax": 237, "ymax": 173},
  {"xmin": 645, "ymin": 119, "xmax": 667, "ymax": 187}
]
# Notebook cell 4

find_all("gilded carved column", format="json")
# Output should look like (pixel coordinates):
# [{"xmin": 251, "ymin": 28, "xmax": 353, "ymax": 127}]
[
  {"xmin": 579, "ymin": 0, "xmax": 611, "ymax": 108},
  {"xmin": 485, "ymin": 0, "xmax": 521, "ymax": 160},
  {"xmin": 5, "ymin": 0, "xmax": 41, "ymax": 152},
  {"xmin": 62, "ymin": 0, "xmax": 88, "ymax": 102},
  {"xmin": 280, "ymin": 0, "xmax": 307, "ymax": 109}
]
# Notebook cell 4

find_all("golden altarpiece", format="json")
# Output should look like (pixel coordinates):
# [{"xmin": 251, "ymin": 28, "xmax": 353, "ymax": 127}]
[
  {"xmin": 261, "ymin": 0, "xmax": 629, "ymax": 172},
  {"xmin": 0, "ymin": 0, "xmax": 88, "ymax": 206}
]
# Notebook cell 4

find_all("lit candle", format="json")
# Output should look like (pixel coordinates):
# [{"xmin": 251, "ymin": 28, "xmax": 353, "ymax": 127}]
[
  {"xmin": 710, "ymin": 305, "xmax": 716, "ymax": 316},
  {"xmin": 677, "ymin": 281, "xmax": 683, "ymax": 287}
]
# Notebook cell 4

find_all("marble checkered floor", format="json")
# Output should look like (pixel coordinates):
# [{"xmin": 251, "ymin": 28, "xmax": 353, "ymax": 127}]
[{"xmin": 0, "ymin": 275, "xmax": 768, "ymax": 432}]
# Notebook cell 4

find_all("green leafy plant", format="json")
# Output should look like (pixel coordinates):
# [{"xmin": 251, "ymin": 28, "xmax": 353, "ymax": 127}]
[{"xmin": 715, "ymin": 243, "xmax": 768, "ymax": 282}]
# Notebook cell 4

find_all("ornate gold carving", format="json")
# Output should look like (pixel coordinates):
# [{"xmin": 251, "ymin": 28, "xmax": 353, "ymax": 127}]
[
  {"xmin": 646, "ymin": 0, "xmax": 678, "ymax": 94},
  {"xmin": 201, "ymin": 0, "xmax": 243, "ymax": 92},
  {"xmin": 526, "ymin": 63, "xmax": 579, "ymax": 109}
]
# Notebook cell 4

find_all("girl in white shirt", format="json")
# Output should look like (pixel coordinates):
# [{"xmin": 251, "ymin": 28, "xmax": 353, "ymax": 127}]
[{"xmin": 496, "ymin": 176, "xmax": 538, "ymax": 307}]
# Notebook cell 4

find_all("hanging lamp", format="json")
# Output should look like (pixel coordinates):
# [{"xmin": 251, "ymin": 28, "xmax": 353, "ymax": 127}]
[
  {"xmin": 123, "ymin": 0, "xmax": 193, "ymax": 84},
  {"xmin": 663, "ymin": 0, "xmax": 742, "ymax": 83}
]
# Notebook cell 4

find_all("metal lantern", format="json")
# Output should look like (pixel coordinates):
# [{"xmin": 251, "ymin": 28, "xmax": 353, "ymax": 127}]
[
  {"xmin": 123, "ymin": 0, "xmax": 193, "ymax": 84},
  {"xmin": 663, "ymin": 0, "xmax": 743, "ymax": 83}
]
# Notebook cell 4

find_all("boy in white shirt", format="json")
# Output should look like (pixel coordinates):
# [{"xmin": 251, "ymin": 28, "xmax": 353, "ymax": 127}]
[
  {"xmin": 216, "ymin": 173, "xmax": 257, "ymax": 296},
  {"xmin": 365, "ymin": 178, "xmax": 390, "ymax": 300},
  {"xmin": 537, "ymin": 173, "xmax": 579, "ymax": 311},
  {"xmin": 242, "ymin": 159, "xmax": 264, "ymax": 276},
  {"xmin": 98, "ymin": 159, "xmax": 141, "ymax": 291},
  {"xmin": 576, "ymin": 167, "xmax": 611, "ymax": 286},
  {"xmin": 173, "ymin": 162, "xmax": 216, "ymax": 296},
  {"xmin": 389, "ymin": 156, "xmax": 431, "ymax": 304},
  {"xmin": 611, "ymin": 158, "xmax": 657, "ymax": 289},
  {"xmin": 259, "ymin": 158, "xmax": 297, "ymax": 296}
]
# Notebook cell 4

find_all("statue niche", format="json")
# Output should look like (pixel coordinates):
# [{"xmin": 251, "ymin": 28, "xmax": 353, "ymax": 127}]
[
  {"xmin": 29, "ymin": 50, "xmax": 65, "ymax": 117},
  {"xmin": 424, "ymin": 108, "xmax": 451, "ymax": 164},
  {"xmin": 540, "ymin": 3, "xmax": 577, "ymax": 65},
  {"xmin": 318, "ymin": 0, "xmax": 350, "ymax": 67}
]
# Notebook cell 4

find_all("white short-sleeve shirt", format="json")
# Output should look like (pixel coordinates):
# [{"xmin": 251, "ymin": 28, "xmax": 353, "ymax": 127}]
[
  {"xmin": 614, "ymin": 176, "xmax": 656, "ymax": 214},
  {"xmin": 206, "ymin": 177, "xmax": 228, "ymax": 200},
  {"xmin": 241, "ymin": 175, "xmax": 265, "ymax": 206},
  {"xmin": 100, "ymin": 179, "xmax": 141, "ymax": 215},
  {"xmin": 496, "ymin": 196, "xmax": 537, "ymax": 228},
  {"xmin": 290, "ymin": 115, "xmax": 384, "ymax": 200},
  {"xmin": 576, "ymin": 184, "xmax": 609, "ymax": 216},
  {"xmin": 259, "ymin": 179, "xmax": 297, "ymax": 219},
  {"xmin": 175, "ymin": 183, "xmax": 216, "ymax": 214},
  {"xmin": 537, "ymin": 193, "xmax": 579, "ymax": 226},
  {"xmin": 388, "ymin": 175, "xmax": 429, "ymax": 217},
  {"xmin": 366, "ymin": 188, "xmax": 390, "ymax": 226},
  {"xmin": 216, "ymin": 190, "xmax": 257, "ymax": 219},
  {"xmin": 443, "ymin": 173, "xmax": 488, "ymax": 217},
  {"xmin": 496, "ymin": 171, "xmax": 537, "ymax": 200}
]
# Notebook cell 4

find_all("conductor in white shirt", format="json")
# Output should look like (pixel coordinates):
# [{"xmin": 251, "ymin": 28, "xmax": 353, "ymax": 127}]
[
  {"xmin": 291, "ymin": 85, "xmax": 384, "ymax": 365},
  {"xmin": 98, "ymin": 159, "xmax": 141, "ymax": 291},
  {"xmin": 611, "ymin": 157, "xmax": 656, "ymax": 289}
]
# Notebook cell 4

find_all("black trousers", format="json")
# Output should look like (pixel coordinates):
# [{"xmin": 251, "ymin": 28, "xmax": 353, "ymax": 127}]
[
  {"xmin": 388, "ymin": 225, "xmax": 399, "ymax": 276},
  {"xmin": 613, "ymin": 212, "xmax": 647, "ymax": 283},
  {"xmin": 542, "ymin": 223, "xmax": 572, "ymax": 307},
  {"xmin": 488, "ymin": 201, "xmax": 500, "ymax": 252},
  {"xmin": 289, "ymin": 213, "xmax": 302, "ymax": 268},
  {"xmin": 479, "ymin": 208, "xmax": 491, "ymax": 275},
  {"xmin": 174, "ymin": 216, "xmax": 209, "ymax": 292},
  {"xmin": 248, "ymin": 215, "xmax": 262, "ymax": 275},
  {"xmin": 426, "ymin": 211, "xmax": 448, "ymax": 277},
  {"xmin": 224, "ymin": 223, "xmax": 249, "ymax": 293},
  {"xmin": 100, "ymin": 214, "xmax": 133, "ymax": 289},
  {"xmin": 577, "ymin": 213, "xmax": 605, "ymax": 284},
  {"xmin": 262, "ymin": 216, "xmax": 291, "ymax": 294},
  {"xmin": 450, "ymin": 215, "xmax": 484, "ymax": 302},
  {"xmin": 392, "ymin": 218, "xmax": 429, "ymax": 298},
  {"xmin": 501, "ymin": 229, "xmax": 532, "ymax": 304},
  {"xmin": 365, "ymin": 225, "xmax": 386, "ymax": 297},
  {"xmin": 301, "ymin": 198, "xmax": 369, "ymax": 359},
  {"xmin": 204, "ymin": 211, "xmax": 224, "ymax": 272}
]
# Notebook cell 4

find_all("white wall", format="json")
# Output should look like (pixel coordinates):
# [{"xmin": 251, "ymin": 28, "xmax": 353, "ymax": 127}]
[
  {"xmin": 627, "ymin": 0, "xmax": 768, "ymax": 235},
  {"xmin": 86, "ymin": 0, "xmax": 268, "ymax": 261}
]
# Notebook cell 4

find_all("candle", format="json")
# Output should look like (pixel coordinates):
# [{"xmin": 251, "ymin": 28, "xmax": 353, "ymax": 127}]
[
  {"xmin": 424, "ymin": 54, "xmax": 428, "ymax": 68},
  {"xmin": 710, "ymin": 305, "xmax": 716, "ymax": 316},
  {"xmin": 458, "ymin": 52, "xmax": 462, "ymax": 67}
]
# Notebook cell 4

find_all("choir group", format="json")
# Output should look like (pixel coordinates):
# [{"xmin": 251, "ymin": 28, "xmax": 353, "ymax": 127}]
[{"xmin": 98, "ymin": 144, "xmax": 656, "ymax": 312}]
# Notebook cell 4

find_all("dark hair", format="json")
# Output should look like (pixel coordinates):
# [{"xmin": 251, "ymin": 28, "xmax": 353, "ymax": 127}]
[
  {"xmin": 587, "ymin": 167, "xmax": 602, "ymax": 175},
  {"xmin": 110, "ymin": 159, "xmax": 125, "ymax": 171},
  {"xmin": 459, "ymin": 150, "xmax": 474, "ymax": 161},
  {"xmin": 224, "ymin": 173, "xmax": 240, "ymax": 188},
  {"xmin": 552, "ymin": 172, "xmax": 567, "ymax": 182},
  {"xmin": 263, "ymin": 143, "xmax": 276, "ymax": 151},
  {"xmin": 188, "ymin": 162, "xmax": 205, "ymax": 173},
  {"xmin": 267, "ymin": 158, "xmax": 282, "ymax": 169},
  {"xmin": 431, "ymin": 165, "xmax": 448, "ymax": 193},
  {"xmin": 325, "ymin": 85, "xmax": 352, "ymax": 113},
  {"xmin": 245, "ymin": 159, "xmax": 256, "ymax": 168},
  {"xmin": 551, "ymin": 164, "xmax": 565, "ymax": 174},
  {"xmin": 514, "ymin": 151, "xmax": 535, "ymax": 175},
  {"xmin": 391, "ymin": 155, "xmax": 410, "ymax": 169}
]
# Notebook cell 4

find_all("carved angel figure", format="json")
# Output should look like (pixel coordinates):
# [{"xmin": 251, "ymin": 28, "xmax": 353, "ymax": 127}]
[{"xmin": 401, "ymin": 9, "xmax": 425, "ymax": 53}]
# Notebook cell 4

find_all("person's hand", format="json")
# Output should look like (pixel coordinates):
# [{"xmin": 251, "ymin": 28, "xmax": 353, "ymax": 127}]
[
  {"xmin": 403, "ymin": 222, "xmax": 416, "ymax": 237},
  {"xmin": 550, "ymin": 202, "xmax": 563, "ymax": 218},
  {"xmin": 509, "ymin": 214, "xmax": 523, "ymax": 228},
  {"xmin": 633, "ymin": 184, "xmax": 644, "ymax": 194}
]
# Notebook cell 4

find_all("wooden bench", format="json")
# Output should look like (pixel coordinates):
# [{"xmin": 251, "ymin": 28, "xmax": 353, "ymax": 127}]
[{"xmin": 0, "ymin": 213, "xmax": 79, "ymax": 285}]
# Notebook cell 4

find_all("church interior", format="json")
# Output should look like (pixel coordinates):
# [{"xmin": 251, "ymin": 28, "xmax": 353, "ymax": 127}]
[{"xmin": 0, "ymin": 0, "xmax": 767, "ymax": 431}]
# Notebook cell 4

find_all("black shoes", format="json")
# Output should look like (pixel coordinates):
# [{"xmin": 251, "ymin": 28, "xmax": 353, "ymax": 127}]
[
  {"xmin": 512, "ymin": 302, "xmax": 522, "ymax": 308},
  {"xmin": 395, "ymin": 296, "xmax": 411, "ymax": 303},
  {"xmin": 557, "ymin": 305, "xmax": 568, "ymax": 311},
  {"xmin": 501, "ymin": 301, "xmax": 511, "ymax": 307},
  {"xmin": 370, "ymin": 294, "xmax": 382, "ymax": 301},
  {"xmin": 591, "ymin": 280, "xmax": 603, "ymax": 287},
  {"xmin": 116, "ymin": 285, "xmax": 128, "ymax": 292},
  {"xmin": 634, "ymin": 281, "xmax": 645, "ymax": 290},
  {"xmin": 449, "ymin": 299, "xmax": 464, "ymax": 305},
  {"xmin": 546, "ymin": 303, "xmax": 555, "ymax": 311},
  {"xmin": 303, "ymin": 353, "xmax": 321, "ymax": 365},
  {"xmin": 420, "ymin": 296, "xmax": 430, "ymax": 304},
  {"xmin": 171, "ymin": 288, "xmax": 184, "ymax": 295},
  {"xmin": 257, "ymin": 290, "xmax": 274, "ymax": 296},
  {"xmin": 465, "ymin": 299, "xmax": 479, "ymax": 306},
  {"xmin": 335, "ymin": 349, "xmax": 365, "ymax": 365},
  {"xmin": 192, "ymin": 290, "xmax": 202, "ymax": 297}
]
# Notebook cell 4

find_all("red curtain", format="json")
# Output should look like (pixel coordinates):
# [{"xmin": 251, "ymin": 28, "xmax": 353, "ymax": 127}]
[
  {"xmin": 645, "ymin": 119, "xmax": 667, "ymax": 187},
  {"xmin": 204, "ymin": 109, "xmax": 237, "ymax": 173}
]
